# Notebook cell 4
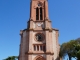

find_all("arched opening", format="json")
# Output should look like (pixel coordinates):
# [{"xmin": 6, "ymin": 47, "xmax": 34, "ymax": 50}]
[
  {"xmin": 36, "ymin": 57, "xmax": 43, "ymax": 60},
  {"xmin": 40, "ymin": 7, "xmax": 43, "ymax": 20},
  {"xmin": 36, "ymin": 7, "xmax": 39, "ymax": 20},
  {"xmin": 34, "ymin": 56, "xmax": 45, "ymax": 60},
  {"xmin": 36, "ymin": 3, "xmax": 43, "ymax": 21}
]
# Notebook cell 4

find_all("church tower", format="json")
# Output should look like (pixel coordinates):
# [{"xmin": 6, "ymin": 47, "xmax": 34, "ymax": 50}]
[{"xmin": 19, "ymin": 0, "xmax": 60, "ymax": 60}]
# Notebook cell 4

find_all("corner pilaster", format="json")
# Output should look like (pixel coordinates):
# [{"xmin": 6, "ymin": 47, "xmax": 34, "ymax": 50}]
[
  {"xmin": 45, "ymin": 31, "xmax": 50, "ymax": 52},
  {"xmin": 28, "ymin": 30, "xmax": 33, "ymax": 53}
]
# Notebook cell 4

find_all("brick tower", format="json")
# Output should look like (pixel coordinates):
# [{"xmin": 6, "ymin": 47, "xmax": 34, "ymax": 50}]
[{"xmin": 19, "ymin": 0, "xmax": 60, "ymax": 60}]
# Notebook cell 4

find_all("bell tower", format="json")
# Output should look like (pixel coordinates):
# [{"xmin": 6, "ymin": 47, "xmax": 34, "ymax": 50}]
[
  {"xmin": 30, "ymin": 0, "xmax": 49, "ymax": 21},
  {"xmin": 19, "ymin": 0, "xmax": 60, "ymax": 60}
]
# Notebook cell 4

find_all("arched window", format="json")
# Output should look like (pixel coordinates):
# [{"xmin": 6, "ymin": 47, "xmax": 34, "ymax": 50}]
[
  {"xmin": 36, "ymin": 3, "xmax": 43, "ymax": 21},
  {"xmin": 36, "ymin": 7, "xmax": 39, "ymax": 20},
  {"xmin": 40, "ymin": 7, "xmax": 43, "ymax": 20}
]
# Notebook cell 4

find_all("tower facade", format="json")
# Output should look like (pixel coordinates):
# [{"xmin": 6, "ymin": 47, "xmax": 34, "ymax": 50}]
[{"xmin": 19, "ymin": 0, "xmax": 60, "ymax": 60}]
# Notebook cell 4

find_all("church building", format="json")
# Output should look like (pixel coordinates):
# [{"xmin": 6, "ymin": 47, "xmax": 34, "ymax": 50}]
[{"xmin": 19, "ymin": 0, "xmax": 60, "ymax": 60}]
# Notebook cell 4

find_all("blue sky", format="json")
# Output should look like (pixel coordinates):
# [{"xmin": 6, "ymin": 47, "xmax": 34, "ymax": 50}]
[{"xmin": 0, "ymin": 0, "xmax": 80, "ymax": 60}]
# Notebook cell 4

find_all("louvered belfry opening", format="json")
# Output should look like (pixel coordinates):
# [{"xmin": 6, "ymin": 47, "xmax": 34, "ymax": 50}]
[{"xmin": 36, "ymin": 3, "xmax": 43, "ymax": 21}]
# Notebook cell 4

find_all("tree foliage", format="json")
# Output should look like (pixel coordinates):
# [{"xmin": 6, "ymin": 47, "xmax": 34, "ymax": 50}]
[
  {"xmin": 3, "ymin": 56, "xmax": 18, "ymax": 60},
  {"xmin": 72, "ymin": 43, "xmax": 80, "ymax": 60},
  {"xmin": 59, "ymin": 38, "xmax": 80, "ymax": 60}
]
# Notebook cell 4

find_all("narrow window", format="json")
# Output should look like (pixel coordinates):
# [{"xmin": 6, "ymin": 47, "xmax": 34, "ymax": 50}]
[
  {"xmin": 40, "ymin": 7, "xmax": 43, "ymax": 20},
  {"xmin": 40, "ymin": 45, "xmax": 43, "ymax": 51},
  {"xmin": 37, "ymin": 45, "xmax": 39, "ymax": 51},
  {"xmin": 34, "ymin": 45, "xmax": 36, "ymax": 51},
  {"xmin": 43, "ymin": 46, "xmax": 46, "ymax": 51},
  {"xmin": 36, "ymin": 7, "xmax": 39, "ymax": 20}
]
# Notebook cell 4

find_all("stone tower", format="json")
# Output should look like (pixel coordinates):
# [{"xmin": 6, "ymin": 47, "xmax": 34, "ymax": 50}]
[{"xmin": 19, "ymin": 0, "xmax": 60, "ymax": 60}]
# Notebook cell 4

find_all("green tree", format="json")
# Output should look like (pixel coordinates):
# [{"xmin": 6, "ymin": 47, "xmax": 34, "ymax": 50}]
[
  {"xmin": 59, "ymin": 40, "xmax": 78, "ymax": 60},
  {"xmin": 76, "ymin": 38, "xmax": 80, "ymax": 43},
  {"xmin": 72, "ymin": 44, "xmax": 80, "ymax": 60},
  {"xmin": 3, "ymin": 56, "xmax": 18, "ymax": 60},
  {"xmin": 59, "ymin": 43, "xmax": 67, "ymax": 59}
]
